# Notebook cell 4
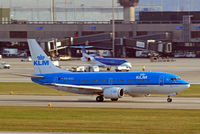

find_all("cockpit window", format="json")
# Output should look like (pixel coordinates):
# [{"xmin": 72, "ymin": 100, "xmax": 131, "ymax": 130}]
[{"xmin": 171, "ymin": 78, "xmax": 181, "ymax": 81}]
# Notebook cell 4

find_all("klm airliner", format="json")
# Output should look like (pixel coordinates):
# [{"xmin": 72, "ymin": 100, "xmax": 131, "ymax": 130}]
[{"xmin": 27, "ymin": 39, "xmax": 190, "ymax": 102}]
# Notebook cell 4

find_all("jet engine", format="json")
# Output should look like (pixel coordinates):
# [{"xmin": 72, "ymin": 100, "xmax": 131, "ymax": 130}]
[
  {"xmin": 103, "ymin": 87, "xmax": 124, "ymax": 99},
  {"xmin": 81, "ymin": 56, "xmax": 93, "ymax": 62}
]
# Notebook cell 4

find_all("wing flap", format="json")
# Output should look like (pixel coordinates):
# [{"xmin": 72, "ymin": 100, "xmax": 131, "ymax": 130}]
[{"xmin": 52, "ymin": 83, "xmax": 103, "ymax": 93}]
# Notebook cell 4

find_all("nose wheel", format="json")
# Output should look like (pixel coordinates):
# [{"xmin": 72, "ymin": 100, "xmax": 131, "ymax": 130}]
[
  {"xmin": 167, "ymin": 97, "xmax": 172, "ymax": 103},
  {"xmin": 96, "ymin": 96, "xmax": 104, "ymax": 102}
]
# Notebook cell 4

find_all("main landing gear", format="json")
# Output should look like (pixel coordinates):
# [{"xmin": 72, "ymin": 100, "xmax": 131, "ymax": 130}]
[
  {"xmin": 96, "ymin": 96, "xmax": 104, "ymax": 102},
  {"xmin": 107, "ymin": 67, "xmax": 111, "ymax": 71},
  {"xmin": 167, "ymin": 96, "xmax": 172, "ymax": 103},
  {"xmin": 111, "ymin": 98, "xmax": 118, "ymax": 101},
  {"xmin": 96, "ymin": 96, "xmax": 119, "ymax": 102}
]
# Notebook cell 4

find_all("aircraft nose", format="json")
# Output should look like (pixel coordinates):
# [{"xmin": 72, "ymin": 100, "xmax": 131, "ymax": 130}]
[
  {"xmin": 186, "ymin": 83, "xmax": 190, "ymax": 88},
  {"xmin": 182, "ymin": 81, "xmax": 190, "ymax": 89}
]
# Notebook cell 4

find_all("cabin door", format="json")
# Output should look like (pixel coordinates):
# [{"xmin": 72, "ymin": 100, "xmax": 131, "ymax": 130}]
[
  {"xmin": 159, "ymin": 75, "xmax": 164, "ymax": 86},
  {"xmin": 109, "ymin": 78, "xmax": 113, "ymax": 85}
]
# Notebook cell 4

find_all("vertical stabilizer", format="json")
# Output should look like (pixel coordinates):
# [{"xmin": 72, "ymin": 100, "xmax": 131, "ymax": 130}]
[
  {"xmin": 81, "ymin": 47, "xmax": 90, "ymax": 57},
  {"xmin": 80, "ymin": 47, "xmax": 94, "ymax": 62},
  {"xmin": 27, "ymin": 39, "xmax": 69, "ymax": 74}
]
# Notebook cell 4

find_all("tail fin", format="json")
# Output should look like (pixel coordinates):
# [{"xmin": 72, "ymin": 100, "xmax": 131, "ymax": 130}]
[
  {"xmin": 27, "ymin": 39, "xmax": 69, "ymax": 74},
  {"xmin": 82, "ymin": 47, "xmax": 87, "ymax": 54},
  {"xmin": 81, "ymin": 47, "xmax": 89, "ymax": 57}
]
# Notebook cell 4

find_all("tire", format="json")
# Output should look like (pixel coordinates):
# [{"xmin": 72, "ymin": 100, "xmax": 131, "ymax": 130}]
[
  {"xmin": 167, "ymin": 98, "xmax": 172, "ymax": 103},
  {"xmin": 111, "ymin": 98, "xmax": 118, "ymax": 101},
  {"xmin": 96, "ymin": 96, "xmax": 104, "ymax": 102}
]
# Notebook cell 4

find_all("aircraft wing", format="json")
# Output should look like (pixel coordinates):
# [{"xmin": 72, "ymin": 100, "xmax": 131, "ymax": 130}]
[{"xmin": 51, "ymin": 83, "xmax": 103, "ymax": 93}]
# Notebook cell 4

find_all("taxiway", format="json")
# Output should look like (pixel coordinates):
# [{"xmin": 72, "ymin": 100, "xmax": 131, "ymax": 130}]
[{"xmin": 0, "ymin": 95, "xmax": 199, "ymax": 109}]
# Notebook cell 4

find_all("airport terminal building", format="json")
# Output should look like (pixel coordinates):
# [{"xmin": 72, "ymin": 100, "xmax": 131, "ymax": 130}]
[{"xmin": 0, "ymin": 0, "xmax": 200, "ymax": 57}]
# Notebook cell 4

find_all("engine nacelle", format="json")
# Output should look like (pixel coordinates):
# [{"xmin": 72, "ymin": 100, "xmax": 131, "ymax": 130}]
[
  {"xmin": 103, "ymin": 87, "xmax": 124, "ymax": 99},
  {"xmin": 81, "ymin": 56, "xmax": 93, "ymax": 62}
]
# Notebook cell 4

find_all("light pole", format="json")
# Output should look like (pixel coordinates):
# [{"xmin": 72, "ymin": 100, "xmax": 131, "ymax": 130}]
[
  {"xmin": 112, "ymin": 0, "xmax": 115, "ymax": 57},
  {"xmin": 51, "ymin": 0, "xmax": 56, "ymax": 21},
  {"xmin": 74, "ymin": 0, "xmax": 77, "ymax": 21},
  {"xmin": 37, "ymin": 0, "xmax": 39, "ymax": 21},
  {"xmin": 65, "ymin": 0, "xmax": 67, "ymax": 21}
]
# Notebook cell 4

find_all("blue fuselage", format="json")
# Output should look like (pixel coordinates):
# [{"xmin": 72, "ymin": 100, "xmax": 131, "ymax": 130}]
[
  {"xmin": 35, "ymin": 72, "xmax": 186, "ymax": 85},
  {"xmin": 94, "ymin": 57, "xmax": 127, "ymax": 66},
  {"xmin": 32, "ymin": 72, "xmax": 189, "ymax": 91}
]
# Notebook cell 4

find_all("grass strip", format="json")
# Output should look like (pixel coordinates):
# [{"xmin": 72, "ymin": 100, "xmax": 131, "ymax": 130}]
[
  {"xmin": 0, "ymin": 106, "xmax": 199, "ymax": 134},
  {"xmin": 0, "ymin": 82, "xmax": 76, "ymax": 95}
]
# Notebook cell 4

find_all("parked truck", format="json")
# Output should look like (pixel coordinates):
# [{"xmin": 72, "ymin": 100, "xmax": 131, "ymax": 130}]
[{"xmin": 2, "ymin": 48, "xmax": 18, "ymax": 57}]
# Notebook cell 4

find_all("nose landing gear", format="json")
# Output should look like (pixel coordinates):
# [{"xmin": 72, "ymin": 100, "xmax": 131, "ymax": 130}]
[
  {"xmin": 167, "ymin": 93, "xmax": 177, "ymax": 103},
  {"xmin": 167, "ymin": 97, "xmax": 172, "ymax": 103}
]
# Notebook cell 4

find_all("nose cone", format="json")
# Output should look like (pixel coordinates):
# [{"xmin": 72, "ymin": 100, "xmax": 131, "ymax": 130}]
[
  {"xmin": 122, "ymin": 62, "xmax": 132, "ymax": 68},
  {"xmin": 186, "ymin": 83, "xmax": 190, "ymax": 89},
  {"xmin": 182, "ymin": 80, "xmax": 190, "ymax": 90}
]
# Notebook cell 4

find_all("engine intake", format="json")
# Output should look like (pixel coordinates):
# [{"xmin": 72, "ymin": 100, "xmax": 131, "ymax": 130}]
[{"xmin": 103, "ymin": 87, "xmax": 124, "ymax": 99}]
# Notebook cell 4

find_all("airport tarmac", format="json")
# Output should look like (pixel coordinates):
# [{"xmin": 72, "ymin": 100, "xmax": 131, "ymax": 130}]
[
  {"xmin": 0, "ymin": 58, "xmax": 200, "ymax": 83},
  {"xmin": 0, "ymin": 95, "xmax": 199, "ymax": 109},
  {"xmin": 0, "ymin": 58, "xmax": 200, "ymax": 110}
]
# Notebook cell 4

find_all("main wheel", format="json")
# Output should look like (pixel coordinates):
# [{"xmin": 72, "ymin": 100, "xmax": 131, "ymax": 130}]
[
  {"xmin": 111, "ymin": 98, "xmax": 118, "ymax": 101},
  {"xmin": 167, "ymin": 98, "xmax": 172, "ymax": 103},
  {"xmin": 107, "ymin": 67, "xmax": 111, "ymax": 71},
  {"xmin": 96, "ymin": 96, "xmax": 104, "ymax": 102}
]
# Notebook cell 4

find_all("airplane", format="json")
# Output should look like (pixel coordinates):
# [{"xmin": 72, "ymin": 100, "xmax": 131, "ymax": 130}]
[
  {"xmin": 80, "ymin": 47, "xmax": 132, "ymax": 70},
  {"xmin": 27, "ymin": 39, "xmax": 190, "ymax": 102}
]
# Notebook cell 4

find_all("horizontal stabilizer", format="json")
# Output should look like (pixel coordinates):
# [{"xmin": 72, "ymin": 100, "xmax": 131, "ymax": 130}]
[{"xmin": 12, "ymin": 73, "xmax": 44, "ymax": 79}]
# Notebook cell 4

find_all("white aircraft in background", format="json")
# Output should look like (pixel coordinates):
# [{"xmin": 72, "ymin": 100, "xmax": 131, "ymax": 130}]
[{"xmin": 80, "ymin": 47, "xmax": 132, "ymax": 70}]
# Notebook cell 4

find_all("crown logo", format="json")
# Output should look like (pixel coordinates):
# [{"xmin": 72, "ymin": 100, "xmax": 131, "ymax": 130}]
[{"xmin": 37, "ymin": 55, "xmax": 45, "ymax": 60}]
